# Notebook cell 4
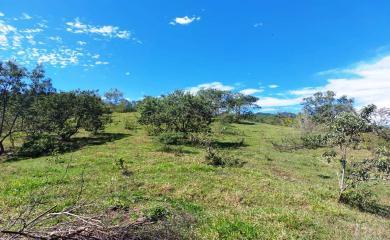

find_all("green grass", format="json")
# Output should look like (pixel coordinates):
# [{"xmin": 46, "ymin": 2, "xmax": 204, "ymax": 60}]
[{"xmin": 0, "ymin": 113, "xmax": 389, "ymax": 239}]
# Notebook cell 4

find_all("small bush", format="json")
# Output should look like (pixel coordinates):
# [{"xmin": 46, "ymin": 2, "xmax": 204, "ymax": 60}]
[
  {"xmin": 124, "ymin": 118, "xmax": 138, "ymax": 131},
  {"xmin": 205, "ymin": 147, "xmax": 244, "ymax": 167},
  {"xmin": 18, "ymin": 134, "xmax": 59, "ymax": 157},
  {"xmin": 145, "ymin": 205, "xmax": 170, "ymax": 222},
  {"xmin": 339, "ymin": 188, "xmax": 377, "ymax": 211},
  {"xmin": 114, "ymin": 158, "xmax": 132, "ymax": 176},
  {"xmin": 219, "ymin": 113, "xmax": 236, "ymax": 124},
  {"xmin": 158, "ymin": 132, "xmax": 186, "ymax": 145},
  {"xmin": 301, "ymin": 134, "xmax": 328, "ymax": 149}
]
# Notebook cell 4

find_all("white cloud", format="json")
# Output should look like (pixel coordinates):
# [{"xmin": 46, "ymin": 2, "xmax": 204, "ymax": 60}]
[
  {"xmin": 49, "ymin": 36, "xmax": 62, "ymax": 42},
  {"xmin": 95, "ymin": 61, "xmax": 109, "ymax": 65},
  {"xmin": 125, "ymin": 72, "xmax": 130, "ymax": 76},
  {"xmin": 254, "ymin": 22, "xmax": 263, "ymax": 28},
  {"xmin": 77, "ymin": 40, "xmax": 87, "ymax": 46},
  {"xmin": 66, "ymin": 18, "xmax": 131, "ymax": 39},
  {"xmin": 0, "ymin": 21, "xmax": 17, "ymax": 34},
  {"xmin": 261, "ymin": 55, "xmax": 390, "ymax": 110},
  {"xmin": 239, "ymin": 88, "xmax": 264, "ymax": 95},
  {"xmin": 170, "ymin": 16, "xmax": 201, "ymax": 26},
  {"xmin": 0, "ymin": 12, "xmax": 4, "ymax": 17},
  {"xmin": 0, "ymin": 35, "xmax": 7, "ymax": 47},
  {"xmin": 21, "ymin": 13, "xmax": 32, "ymax": 20},
  {"xmin": 20, "ymin": 28, "xmax": 43, "ymax": 33},
  {"xmin": 289, "ymin": 55, "xmax": 390, "ymax": 108},
  {"xmin": 268, "ymin": 84, "xmax": 279, "ymax": 89},
  {"xmin": 256, "ymin": 97, "xmax": 302, "ymax": 107},
  {"xmin": 187, "ymin": 81, "xmax": 234, "ymax": 94}
]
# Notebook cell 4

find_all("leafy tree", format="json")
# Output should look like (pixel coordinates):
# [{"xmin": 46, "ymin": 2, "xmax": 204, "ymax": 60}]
[
  {"xmin": 104, "ymin": 88, "xmax": 124, "ymax": 106},
  {"xmin": 138, "ymin": 90, "xmax": 213, "ymax": 137},
  {"xmin": 0, "ymin": 61, "xmax": 28, "ymax": 155},
  {"xmin": 326, "ymin": 112, "xmax": 370, "ymax": 199},
  {"xmin": 26, "ymin": 91, "xmax": 110, "ymax": 141},
  {"xmin": 302, "ymin": 91, "xmax": 354, "ymax": 124},
  {"xmin": 197, "ymin": 89, "xmax": 230, "ymax": 116},
  {"xmin": 226, "ymin": 93, "xmax": 259, "ymax": 121}
]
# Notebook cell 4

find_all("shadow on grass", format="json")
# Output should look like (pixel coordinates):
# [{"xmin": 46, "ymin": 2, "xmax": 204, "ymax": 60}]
[
  {"xmin": 236, "ymin": 121, "xmax": 256, "ymax": 125},
  {"xmin": 5, "ymin": 132, "xmax": 130, "ymax": 162},
  {"xmin": 212, "ymin": 140, "xmax": 248, "ymax": 149},
  {"xmin": 361, "ymin": 203, "xmax": 390, "ymax": 219}
]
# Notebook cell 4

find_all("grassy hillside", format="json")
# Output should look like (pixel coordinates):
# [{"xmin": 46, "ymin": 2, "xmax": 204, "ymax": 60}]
[{"xmin": 1, "ymin": 113, "xmax": 389, "ymax": 239}]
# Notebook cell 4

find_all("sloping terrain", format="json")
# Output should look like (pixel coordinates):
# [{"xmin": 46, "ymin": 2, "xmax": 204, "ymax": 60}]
[{"xmin": 0, "ymin": 113, "xmax": 389, "ymax": 239}]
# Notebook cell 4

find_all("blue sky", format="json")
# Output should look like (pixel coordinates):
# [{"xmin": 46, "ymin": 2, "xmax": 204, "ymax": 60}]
[{"xmin": 1, "ymin": 0, "xmax": 390, "ymax": 112}]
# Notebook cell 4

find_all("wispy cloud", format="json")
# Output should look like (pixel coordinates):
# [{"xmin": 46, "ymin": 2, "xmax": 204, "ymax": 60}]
[
  {"xmin": 240, "ymin": 88, "xmax": 264, "ymax": 95},
  {"xmin": 0, "ymin": 12, "xmax": 5, "ymax": 17},
  {"xmin": 77, "ymin": 40, "xmax": 87, "ymax": 46},
  {"xmin": 66, "ymin": 18, "xmax": 132, "ymax": 40},
  {"xmin": 170, "ymin": 16, "xmax": 201, "ymax": 26},
  {"xmin": 268, "ymin": 84, "xmax": 279, "ymax": 89},
  {"xmin": 253, "ymin": 22, "xmax": 263, "ymax": 28},
  {"xmin": 257, "ymin": 55, "xmax": 390, "ymax": 110},
  {"xmin": 21, "ymin": 13, "xmax": 33, "ymax": 20},
  {"xmin": 256, "ymin": 97, "xmax": 302, "ymax": 108},
  {"xmin": 0, "ymin": 13, "xmax": 117, "ymax": 69},
  {"xmin": 187, "ymin": 81, "xmax": 234, "ymax": 94}
]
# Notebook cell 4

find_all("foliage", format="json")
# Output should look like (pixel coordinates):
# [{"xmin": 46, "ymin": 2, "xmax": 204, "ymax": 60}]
[
  {"xmin": 226, "ymin": 93, "xmax": 259, "ymax": 121},
  {"xmin": 124, "ymin": 118, "xmax": 138, "ymax": 131},
  {"xmin": 0, "ymin": 61, "xmax": 57, "ymax": 155},
  {"xmin": 26, "ymin": 90, "xmax": 111, "ymax": 142},
  {"xmin": 302, "ymin": 91, "xmax": 354, "ymax": 125},
  {"xmin": 197, "ymin": 88, "xmax": 230, "ymax": 116},
  {"xmin": 158, "ymin": 131, "xmax": 186, "ymax": 145},
  {"xmin": 138, "ymin": 90, "xmax": 213, "ymax": 138},
  {"xmin": 339, "ymin": 187, "xmax": 377, "ymax": 211},
  {"xmin": 300, "ymin": 134, "xmax": 328, "ymax": 149},
  {"xmin": 205, "ymin": 146, "xmax": 244, "ymax": 167},
  {"xmin": 18, "ymin": 134, "xmax": 59, "ymax": 157},
  {"xmin": 104, "ymin": 88, "xmax": 124, "ymax": 106},
  {"xmin": 254, "ymin": 112, "xmax": 297, "ymax": 127}
]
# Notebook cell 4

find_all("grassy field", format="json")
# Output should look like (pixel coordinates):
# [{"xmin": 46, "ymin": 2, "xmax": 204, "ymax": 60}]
[{"xmin": 0, "ymin": 112, "xmax": 389, "ymax": 239}]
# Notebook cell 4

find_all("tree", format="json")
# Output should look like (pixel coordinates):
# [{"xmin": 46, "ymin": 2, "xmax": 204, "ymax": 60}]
[
  {"xmin": 302, "ymin": 91, "xmax": 354, "ymax": 125},
  {"xmin": 226, "ymin": 93, "xmax": 259, "ymax": 121},
  {"xmin": 138, "ymin": 90, "xmax": 213, "ymax": 136},
  {"xmin": 26, "ymin": 91, "xmax": 110, "ymax": 141},
  {"xmin": 104, "ymin": 88, "xmax": 124, "ymax": 106},
  {"xmin": 197, "ymin": 89, "xmax": 230, "ymax": 116},
  {"xmin": 0, "ymin": 61, "xmax": 28, "ymax": 155}
]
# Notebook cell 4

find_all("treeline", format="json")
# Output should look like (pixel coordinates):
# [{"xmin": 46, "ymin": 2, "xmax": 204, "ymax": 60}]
[
  {"xmin": 137, "ymin": 89, "xmax": 259, "ymax": 143},
  {"xmin": 281, "ymin": 91, "xmax": 390, "ymax": 213},
  {"xmin": 0, "ymin": 61, "xmax": 110, "ymax": 157}
]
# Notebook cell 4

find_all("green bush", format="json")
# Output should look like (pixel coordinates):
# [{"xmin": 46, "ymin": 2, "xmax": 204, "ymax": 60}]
[
  {"xmin": 205, "ymin": 147, "xmax": 244, "ymax": 167},
  {"xmin": 219, "ymin": 113, "xmax": 236, "ymax": 124},
  {"xmin": 301, "ymin": 134, "xmax": 328, "ymax": 149},
  {"xmin": 124, "ymin": 118, "xmax": 138, "ymax": 131},
  {"xmin": 19, "ymin": 134, "xmax": 59, "ymax": 157},
  {"xmin": 158, "ymin": 132, "xmax": 186, "ymax": 145},
  {"xmin": 145, "ymin": 205, "xmax": 170, "ymax": 222},
  {"xmin": 339, "ymin": 188, "xmax": 377, "ymax": 211}
]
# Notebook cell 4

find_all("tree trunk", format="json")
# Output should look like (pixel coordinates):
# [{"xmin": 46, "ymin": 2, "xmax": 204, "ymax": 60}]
[
  {"xmin": 0, "ymin": 141, "xmax": 4, "ymax": 155},
  {"xmin": 338, "ymin": 147, "xmax": 347, "ymax": 202}
]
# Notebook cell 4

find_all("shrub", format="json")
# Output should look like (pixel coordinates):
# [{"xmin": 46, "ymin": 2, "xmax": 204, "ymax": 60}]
[
  {"xmin": 158, "ymin": 132, "xmax": 186, "ymax": 145},
  {"xmin": 339, "ymin": 188, "xmax": 377, "ymax": 211},
  {"xmin": 145, "ymin": 206, "xmax": 170, "ymax": 222},
  {"xmin": 301, "ymin": 134, "xmax": 328, "ymax": 149},
  {"xmin": 124, "ymin": 118, "xmax": 138, "ymax": 131},
  {"xmin": 219, "ymin": 113, "xmax": 236, "ymax": 124},
  {"xmin": 19, "ymin": 134, "xmax": 59, "ymax": 157},
  {"xmin": 205, "ymin": 146, "xmax": 244, "ymax": 167}
]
